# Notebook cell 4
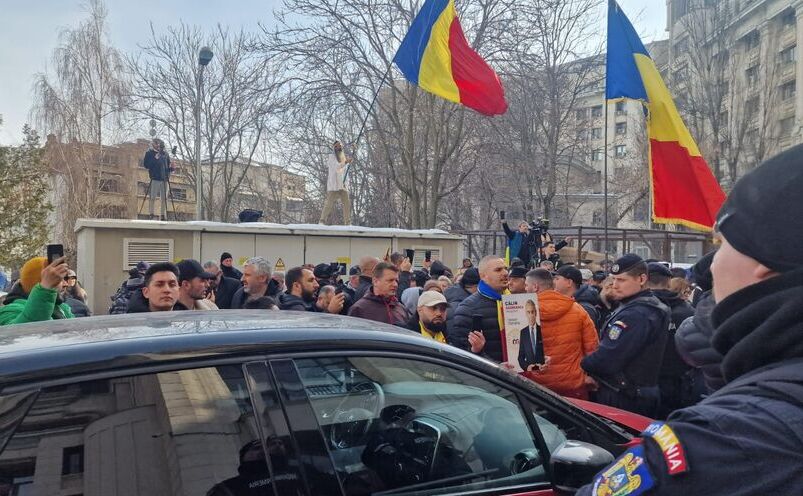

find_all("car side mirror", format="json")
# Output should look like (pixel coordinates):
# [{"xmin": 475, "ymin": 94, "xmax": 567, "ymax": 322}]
[{"xmin": 550, "ymin": 440, "xmax": 615, "ymax": 494}]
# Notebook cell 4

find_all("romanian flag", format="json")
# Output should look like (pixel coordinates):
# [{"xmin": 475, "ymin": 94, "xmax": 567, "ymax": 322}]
[
  {"xmin": 607, "ymin": 1, "xmax": 725, "ymax": 231},
  {"xmin": 393, "ymin": 0, "xmax": 507, "ymax": 116}
]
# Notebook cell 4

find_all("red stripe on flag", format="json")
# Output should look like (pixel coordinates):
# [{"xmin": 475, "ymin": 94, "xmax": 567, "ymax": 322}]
[
  {"xmin": 448, "ymin": 19, "xmax": 507, "ymax": 116},
  {"xmin": 650, "ymin": 140, "xmax": 726, "ymax": 230}
]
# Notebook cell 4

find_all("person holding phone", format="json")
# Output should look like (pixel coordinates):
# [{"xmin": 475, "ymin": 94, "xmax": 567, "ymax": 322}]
[{"xmin": 0, "ymin": 255, "xmax": 75, "ymax": 325}]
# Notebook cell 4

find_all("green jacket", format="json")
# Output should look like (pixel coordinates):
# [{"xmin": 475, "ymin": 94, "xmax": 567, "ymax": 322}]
[{"xmin": 0, "ymin": 284, "xmax": 75, "ymax": 326}]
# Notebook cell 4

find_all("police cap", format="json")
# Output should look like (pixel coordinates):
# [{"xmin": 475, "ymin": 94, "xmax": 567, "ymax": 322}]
[
  {"xmin": 610, "ymin": 254, "xmax": 645, "ymax": 275},
  {"xmin": 647, "ymin": 262, "xmax": 672, "ymax": 278}
]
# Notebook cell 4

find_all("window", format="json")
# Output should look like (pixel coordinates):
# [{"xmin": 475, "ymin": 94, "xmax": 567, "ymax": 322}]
[
  {"xmin": 575, "ymin": 108, "xmax": 587, "ymax": 120},
  {"xmin": 633, "ymin": 197, "xmax": 649, "ymax": 222},
  {"xmin": 746, "ymin": 97, "xmax": 760, "ymax": 118},
  {"xmin": 98, "ymin": 177, "xmax": 121, "ymax": 193},
  {"xmin": 576, "ymin": 128, "xmax": 587, "ymax": 140},
  {"xmin": 615, "ymin": 122, "xmax": 627, "ymax": 136},
  {"xmin": 0, "ymin": 366, "xmax": 270, "ymax": 496},
  {"xmin": 614, "ymin": 145, "xmax": 627, "ymax": 158},
  {"xmin": 672, "ymin": 37, "xmax": 689, "ymax": 58},
  {"xmin": 592, "ymin": 149, "xmax": 604, "ymax": 161},
  {"xmin": 781, "ymin": 9, "xmax": 796, "ymax": 28},
  {"xmin": 591, "ymin": 127, "xmax": 603, "ymax": 140},
  {"xmin": 592, "ymin": 210, "xmax": 603, "ymax": 226},
  {"xmin": 169, "ymin": 187, "xmax": 187, "ymax": 201},
  {"xmin": 591, "ymin": 105, "xmax": 603, "ymax": 118},
  {"xmin": 746, "ymin": 65, "xmax": 760, "ymax": 88},
  {"xmin": 779, "ymin": 45, "xmax": 796, "ymax": 65},
  {"xmin": 779, "ymin": 116, "xmax": 796, "ymax": 136},
  {"xmin": 137, "ymin": 181, "xmax": 149, "ymax": 196},
  {"xmin": 673, "ymin": 64, "xmax": 689, "ymax": 83},
  {"xmin": 295, "ymin": 356, "xmax": 550, "ymax": 495},
  {"xmin": 781, "ymin": 80, "xmax": 796, "ymax": 101},
  {"xmin": 62, "ymin": 445, "xmax": 84, "ymax": 475},
  {"xmin": 615, "ymin": 101, "xmax": 627, "ymax": 116},
  {"xmin": 744, "ymin": 30, "xmax": 760, "ymax": 51}
]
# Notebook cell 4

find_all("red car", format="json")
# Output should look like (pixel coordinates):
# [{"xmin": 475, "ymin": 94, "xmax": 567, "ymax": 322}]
[{"xmin": 0, "ymin": 311, "xmax": 647, "ymax": 495}]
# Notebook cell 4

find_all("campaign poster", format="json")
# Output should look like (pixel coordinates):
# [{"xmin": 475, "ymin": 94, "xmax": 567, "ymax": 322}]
[{"xmin": 501, "ymin": 293, "xmax": 541, "ymax": 373}]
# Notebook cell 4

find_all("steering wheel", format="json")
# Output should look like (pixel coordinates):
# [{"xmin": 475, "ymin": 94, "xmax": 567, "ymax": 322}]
[{"xmin": 329, "ymin": 382, "xmax": 385, "ymax": 449}]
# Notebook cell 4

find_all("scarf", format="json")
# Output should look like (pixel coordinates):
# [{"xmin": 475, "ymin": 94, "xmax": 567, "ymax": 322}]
[{"xmin": 712, "ymin": 267, "xmax": 803, "ymax": 382}]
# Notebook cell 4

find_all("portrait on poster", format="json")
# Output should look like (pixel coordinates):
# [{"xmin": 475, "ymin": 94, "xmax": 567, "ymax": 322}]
[{"xmin": 501, "ymin": 293, "xmax": 543, "ymax": 373}]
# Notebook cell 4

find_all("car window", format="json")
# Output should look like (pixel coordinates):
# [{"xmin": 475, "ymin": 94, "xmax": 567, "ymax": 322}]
[
  {"xmin": 294, "ymin": 356, "xmax": 551, "ymax": 496},
  {"xmin": 0, "ymin": 365, "xmax": 275, "ymax": 496}
]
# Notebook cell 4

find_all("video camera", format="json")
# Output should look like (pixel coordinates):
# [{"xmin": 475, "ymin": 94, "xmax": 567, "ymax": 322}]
[{"xmin": 529, "ymin": 217, "xmax": 550, "ymax": 237}]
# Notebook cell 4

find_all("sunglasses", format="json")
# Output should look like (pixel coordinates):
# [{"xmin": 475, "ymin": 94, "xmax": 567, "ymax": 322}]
[{"xmin": 64, "ymin": 276, "xmax": 77, "ymax": 281}]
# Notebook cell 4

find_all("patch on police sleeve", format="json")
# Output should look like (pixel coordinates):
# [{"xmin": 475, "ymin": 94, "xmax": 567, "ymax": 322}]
[
  {"xmin": 608, "ymin": 321, "xmax": 627, "ymax": 340},
  {"xmin": 591, "ymin": 445, "xmax": 655, "ymax": 496},
  {"xmin": 643, "ymin": 421, "xmax": 689, "ymax": 475}
]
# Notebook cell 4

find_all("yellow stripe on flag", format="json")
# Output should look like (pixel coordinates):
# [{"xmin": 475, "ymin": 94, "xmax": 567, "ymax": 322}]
[
  {"xmin": 634, "ymin": 54, "xmax": 702, "ymax": 156},
  {"xmin": 418, "ymin": 0, "xmax": 461, "ymax": 104}
]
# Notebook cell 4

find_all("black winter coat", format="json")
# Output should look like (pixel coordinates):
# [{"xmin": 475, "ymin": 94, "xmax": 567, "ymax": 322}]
[
  {"xmin": 653, "ymin": 289, "xmax": 695, "ymax": 378},
  {"xmin": 126, "ymin": 289, "xmax": 151, "ymax": 313},
  {"xmin": 448, "ymin": 291, "xmax": 503, "ymax": 362},
  {"xmin": 221, "ymin": 265, "xmax": 243, "ymax": 281},
  {"xmin": 214, "ymin": 276, "xmax": 241, "ymax": 310},
  {"xmin": 574, "ymin": 284, "xmax": 603, "ymax": 329},
  {"xmin": 230, "ymin": 279, "xmax": 281, "ymax": 309},
  {"xmin": 675, "ymin": 291, "xmax": 725, "ymax": 393},
  {"xmin": 353, "ymin": 276, "xmax": 373, "ymax": 303},
  {"xmin": 277, "ymin": 292, "xmax": 317, "ymax": 312},
  {"xmin": 444, "ymin": 284, "xmax": 471, "ymax": 323}
]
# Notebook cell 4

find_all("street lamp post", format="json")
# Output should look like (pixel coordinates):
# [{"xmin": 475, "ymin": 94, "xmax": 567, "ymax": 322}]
[{"xmin": 195, "ymin": 46, "xmax": 213, "ymax": 220}]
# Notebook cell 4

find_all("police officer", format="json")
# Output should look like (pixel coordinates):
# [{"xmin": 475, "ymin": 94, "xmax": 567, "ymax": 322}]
[
  {"xmin": 581, "ymin": 254, "xmax": 670, "ymax": 418},
  {"xmin": 576, "ymin": 143, "xmax": 803, "ymax": 495},
  {"xmin": 647, "ymin": 262, "xmax": 696, "ymax": 418}
]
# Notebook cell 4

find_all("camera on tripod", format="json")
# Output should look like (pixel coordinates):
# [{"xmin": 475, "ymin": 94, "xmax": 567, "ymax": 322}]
[{"xmin": 529, "ymin": 217, "xmax": 550, "ymax": 237}]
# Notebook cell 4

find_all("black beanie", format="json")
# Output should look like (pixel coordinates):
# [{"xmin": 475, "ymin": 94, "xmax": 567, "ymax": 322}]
[
  {"xmin": 716, "ymin": 144, "xmax": 803, "ymax": 272},
  {"xmin": 221, "ymin": 252, "xmax": 233, "ymax": 263}
]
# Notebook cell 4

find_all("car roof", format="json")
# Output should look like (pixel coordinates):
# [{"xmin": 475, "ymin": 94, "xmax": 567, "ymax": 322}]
[{"xmin": 0, "ymin": 311, "xmax": 481, "ymax": 391}]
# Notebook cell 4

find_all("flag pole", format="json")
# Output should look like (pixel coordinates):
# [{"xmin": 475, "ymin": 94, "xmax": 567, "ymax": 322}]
[
  {"xmin": 344, "ymin": 64, "xmax": 393, "ymax": 182},
  {"xmin": 603, "ymin": 99, "xmax": 610, "ymax": 263}
]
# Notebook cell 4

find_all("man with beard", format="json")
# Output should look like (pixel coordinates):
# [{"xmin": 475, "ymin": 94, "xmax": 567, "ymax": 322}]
[
  {"xmin": 230, "ymin": 257, "xmax": 280, "ymax": 309},
  {"xmin": 278, "ymin": 267, "xmax": 343, "ymax": 314},
  {"xmin": 318, "ymin": 139, "xmax": 353, "ymax": 225},
  {"xmin": 409, "ymin": 291, "xmax": 449, "ymax": 342},
  {"xmin": 174, "ymin": 259, "xmax": 218, "ymax": 311}
]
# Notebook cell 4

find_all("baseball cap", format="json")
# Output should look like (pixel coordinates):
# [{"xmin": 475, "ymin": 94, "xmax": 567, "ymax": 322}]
[
  {"xmin": 136, "ymin": 261, "xmax": 150, "ymax": 273},
  {"xmin": 176, "ymin": 259, "xmax": 215, "ymax": 283},
  {"xmin": 418, "ymin": 290, "xmax": 448, "ymax": 308},
  {"xmin": 555, "ymin": 265, "xmax": 583, "ymax": 287},
  {"xmin": 349, "ymin": 265, "xmax": 361, "ymax": 276},
  {"xmin": 579, "ymin": 268, "xmax": 593, "ymax": 281}
]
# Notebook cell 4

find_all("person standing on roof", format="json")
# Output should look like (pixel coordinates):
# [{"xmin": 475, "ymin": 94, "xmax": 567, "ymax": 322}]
[{"xmin": 319, "ymin": 140, "xmax": 353, "ymax": 225}]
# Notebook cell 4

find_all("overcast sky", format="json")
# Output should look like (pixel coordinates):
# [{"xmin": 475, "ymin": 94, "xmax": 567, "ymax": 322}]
[{"xmin": 0, "ymin": 0, "xmax": 665, "ymax": 145}]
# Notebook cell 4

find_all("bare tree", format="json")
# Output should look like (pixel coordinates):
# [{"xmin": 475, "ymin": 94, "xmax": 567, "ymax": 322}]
[
  {"xmin": 127, "ymin": 24, "xmax": 285, "ymax": 221},
  {"xmin": 261, "ymin": 0, "xmax": 516, "ymax": 229},
  {"xmin": 31, "ymin": 0, "xmax": 130, "ymax": 254}
]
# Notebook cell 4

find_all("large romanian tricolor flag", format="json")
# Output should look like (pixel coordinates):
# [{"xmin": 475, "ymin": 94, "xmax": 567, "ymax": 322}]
[
  {"xmin": 607, "ymin": 1, "xmax": 725, "ymax": 231},
  {"xmin": 393, "ymin": 0, "xmax": 507, "ymax": 116}
]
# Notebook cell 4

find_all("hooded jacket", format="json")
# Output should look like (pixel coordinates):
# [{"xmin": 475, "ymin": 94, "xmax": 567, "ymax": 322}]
[
  {"xmin": 0, "ymin": 283, "xmax": 75, "ymax": 325},
  {"xmin": 348, "ymin": 288, "xmax": 410, "ymax": 327},
  {"xmin": 108, "ymin": 271, "xmax": 145, "ymax": 315},
  {"xmin": 525, "ymin": 290, "xmax": 599, "ymax": 394},
  {"xmin": 126, "ymin": 289, "xmax": 152, "ymax": 313},
  {"xmin": 675, "ymin": 291, "xmax": 725, "ymax": 393},
  {"xmin": 573, "ymin": 284, "xmax": 603, "ymax": 328}
]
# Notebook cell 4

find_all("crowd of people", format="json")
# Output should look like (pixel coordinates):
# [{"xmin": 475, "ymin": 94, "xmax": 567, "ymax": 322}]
[{"xmin": 0, "ymin": 233, "xmax": 713, "ymax": 421}]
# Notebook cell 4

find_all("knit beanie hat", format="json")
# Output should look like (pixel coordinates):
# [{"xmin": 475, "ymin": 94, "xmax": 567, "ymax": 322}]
[
  {"xmin": 716, "ymin": 143, "xmax": 803, "ymax": 272},
  {"xmin": 20, "ymin": 257, "xmax": 47, "ymax": 294},
  {"xmin": 220, "ymin": 252, "xmax": 233, "ymax": 263}
]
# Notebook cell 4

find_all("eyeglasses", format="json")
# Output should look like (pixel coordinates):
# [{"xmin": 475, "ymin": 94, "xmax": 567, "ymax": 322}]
[{"xmin": 64, "ymin": 276, "xmax": 77, "ymax": 281}]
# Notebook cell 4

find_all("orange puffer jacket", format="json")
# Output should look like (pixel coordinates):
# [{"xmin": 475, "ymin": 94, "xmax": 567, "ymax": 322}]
[{"xmin": 526, "ymin": 290, "xmax": 599, "ymax": 394}]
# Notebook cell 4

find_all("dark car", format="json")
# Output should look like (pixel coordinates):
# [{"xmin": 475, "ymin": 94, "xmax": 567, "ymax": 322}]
[{"xmin": 0, "ymin": 311, "xmax": 644, "ymax": 496}]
